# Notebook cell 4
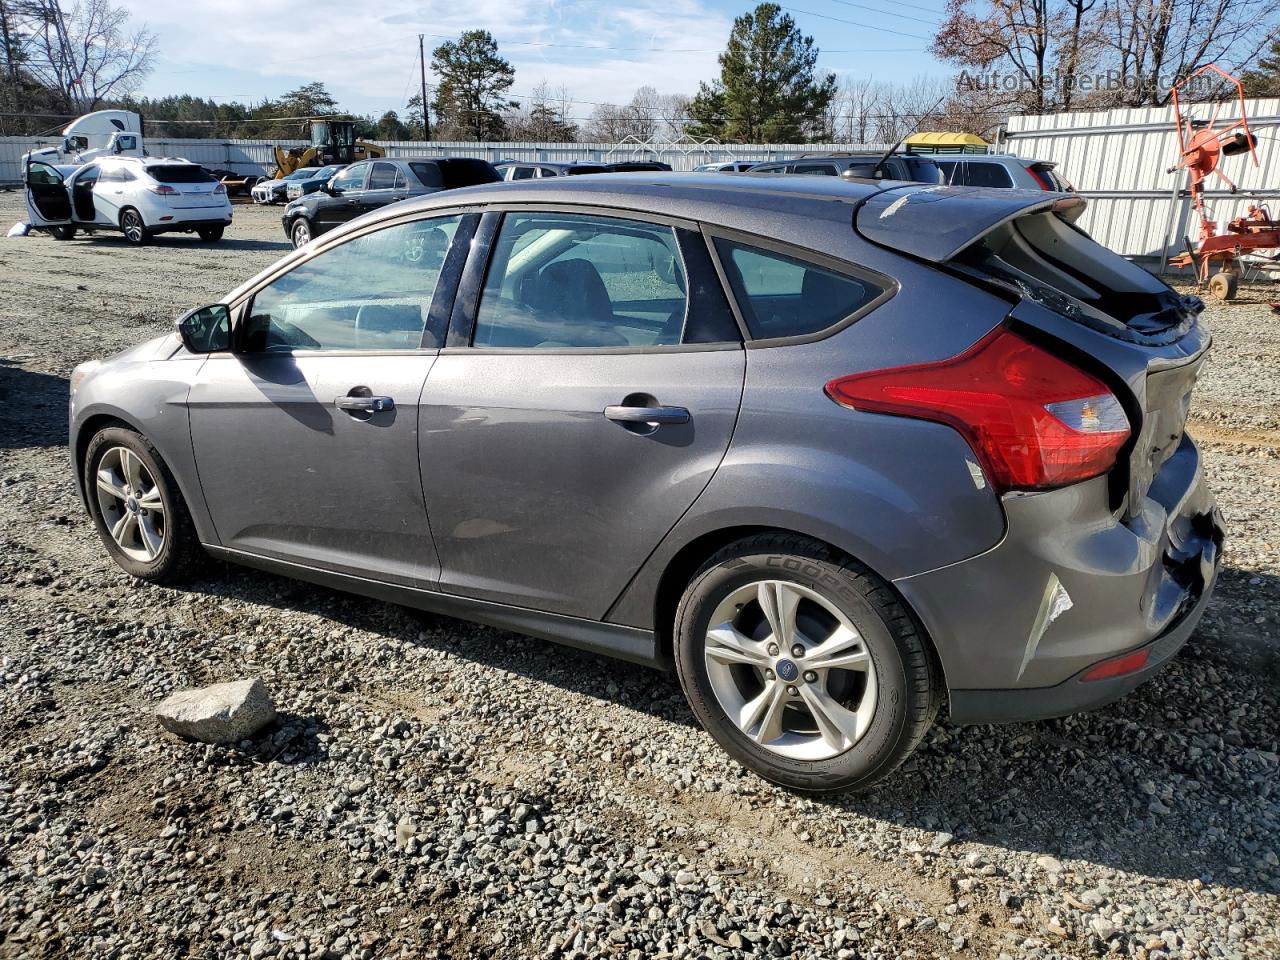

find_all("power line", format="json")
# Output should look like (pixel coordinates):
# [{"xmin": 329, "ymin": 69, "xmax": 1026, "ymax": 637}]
[
  {"xmin": 780, "ymin": 5, "xmax": 932, "ymax": 41},
  {"xmin": 824, "ymin": 0, "xmax": 941, "ymax": 27}
]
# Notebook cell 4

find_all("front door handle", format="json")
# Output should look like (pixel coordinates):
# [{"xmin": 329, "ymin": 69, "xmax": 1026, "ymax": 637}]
[
  {"xmin": 335, "ymin": 395, "xmax": 394, "ymax": 413},
  {"xmin": 604, "ymin": 404, "xmax": 689, "ymax": 425}
]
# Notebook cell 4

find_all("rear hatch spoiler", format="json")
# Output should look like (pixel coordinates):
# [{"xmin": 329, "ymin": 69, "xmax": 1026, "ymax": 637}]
[{"xmin": 855, "ymin": 184, "xmax": 1087, "ymax": 262}]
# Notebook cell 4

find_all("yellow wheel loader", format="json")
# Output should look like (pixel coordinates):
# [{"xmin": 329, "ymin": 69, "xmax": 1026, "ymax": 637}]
[{"xmin": 270, "ymin": 118, "xmax": 385, "ymax": 180}]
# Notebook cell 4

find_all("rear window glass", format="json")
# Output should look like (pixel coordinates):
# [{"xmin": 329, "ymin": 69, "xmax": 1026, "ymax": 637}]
[
  {"xmin": 715, "ymin": 239, "xmax": 887, "ymax": 340},
  {"xmin": 148, "ymin": 165, "xmax": 216, "ymax": 184},
  {"xmin": 437, "ymin": 158, "xmax": 502, "ymax": 189},
  {"xmin": 410, "ymin": 162, "xmax": 443, "ymax": 188}
]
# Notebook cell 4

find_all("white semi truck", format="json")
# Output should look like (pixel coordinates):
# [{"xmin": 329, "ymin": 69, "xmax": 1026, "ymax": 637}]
[{"xmin": 23, "ymin": 110, "xmax": 145, "ymax": 166}]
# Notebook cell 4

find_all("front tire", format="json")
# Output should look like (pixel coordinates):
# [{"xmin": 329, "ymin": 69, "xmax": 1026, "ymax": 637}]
[
  {"xmin": 290, "ymin": 217, "xmax": 312, "ymax": 249},
  {"xmin": 197, "ymin": 225, "xmax": 224, "ymax": 242},
  {"xmin": 83, "ymin": 427, "xmax": 204, "ymax": 584},
  {"xmin": 673, "ymin": 533, "xmax": 940, "ymax": 793},
  {"xmin": 120, "ymin": 208, "xmax": 149, "ymax": 246}
]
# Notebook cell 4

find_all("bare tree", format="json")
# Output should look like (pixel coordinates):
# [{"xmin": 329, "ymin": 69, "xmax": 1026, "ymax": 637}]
[
  {"xmin": 932, "ymin": 0, "xmax": 1278, "ymax": 112},
  {"xmin": 25, "ymin": 0, "xmax": 155, "ymax": 113},
  {"xmin": 504, "ymin": 80, "xmax": 577, "ymax": 141},
  {"xmin": 582, "ymin": 87, "xmax": 666, "ymax": 142}
]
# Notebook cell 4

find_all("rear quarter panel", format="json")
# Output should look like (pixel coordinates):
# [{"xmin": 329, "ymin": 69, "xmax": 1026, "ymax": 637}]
[{"xmin": 607, "ymin": 231, "xmax": 1014, "ymax": 630}]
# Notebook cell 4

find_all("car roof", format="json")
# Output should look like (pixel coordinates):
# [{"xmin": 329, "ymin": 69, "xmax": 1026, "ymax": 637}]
[
  {"xmin": 927, "ymin": 154, "xmax": 1054, "ymax": 168},
  {"xmin": 389, "ymin": 171, "xmax": 892, "ymax": 225}
]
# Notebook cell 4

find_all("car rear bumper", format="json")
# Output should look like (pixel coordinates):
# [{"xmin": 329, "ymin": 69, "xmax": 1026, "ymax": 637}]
[
  {"xmin": 149, "ymin": 216, "xmax": 232, "ymax": 234},
  {"xmin": 894, "ymin": 432, "xmax": 1224, "ymax": 723}
]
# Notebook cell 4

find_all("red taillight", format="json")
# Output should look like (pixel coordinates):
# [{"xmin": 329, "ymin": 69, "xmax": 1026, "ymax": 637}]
[
  {"xmin": 825, "ymin": 328, "xmax": 1131, "ymax": 493},
  {"xmin": 149, "ymin": 184, "xmax": 178, "ymax": 196},
  {"xmin": 1081, "ymin": 648, "xmax": 1150, "ymax": 682},
  {"xmin": 1027, "ymin": 166, "xmax": 1055, "ymax": 190}
]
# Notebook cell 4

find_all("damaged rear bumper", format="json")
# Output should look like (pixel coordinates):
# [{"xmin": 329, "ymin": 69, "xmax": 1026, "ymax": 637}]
[{"xmin": 894, "ymin": 433, "xmax": 1223, "ymax": 724}]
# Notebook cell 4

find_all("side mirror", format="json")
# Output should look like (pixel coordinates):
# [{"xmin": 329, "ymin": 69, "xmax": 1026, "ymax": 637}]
[
  {"xmin": 176, "ymin": 304, "xmax": 231, "ymax": 354},
  {"xmin": 325, "ymin": 181, "xmax": 341, "ymax": 195}
]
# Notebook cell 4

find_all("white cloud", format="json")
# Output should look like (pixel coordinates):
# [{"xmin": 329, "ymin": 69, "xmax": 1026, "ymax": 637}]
[{"xmin": 119, "ymin": 0, "xmax": 731, "ymax": 114}]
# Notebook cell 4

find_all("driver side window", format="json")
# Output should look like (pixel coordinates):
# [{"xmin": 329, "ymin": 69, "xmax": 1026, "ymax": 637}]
[
  {"xmin": 242, "ymin": 215, "xmax": 462, "ymax": 353},
  {"xmin": 330, "ymin": 163, "xmax": 367, "ymax": 192}
]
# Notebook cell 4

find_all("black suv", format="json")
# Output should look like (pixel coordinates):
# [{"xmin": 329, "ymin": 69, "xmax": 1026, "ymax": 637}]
[
  {"xmin": 748, "ymin": 154, "xmax": 943, "ymax": 183},
  {"xmin": 282, "ymin": 157, "xmax": 501, "ymax": 248}
]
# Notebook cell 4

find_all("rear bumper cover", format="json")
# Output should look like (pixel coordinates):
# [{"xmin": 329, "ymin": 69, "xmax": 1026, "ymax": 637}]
[
  {"xmin": 149, "ymin": 216, "xmax": 231, "ymax": 234},
  {"xmin": 895, "ymin": 433, "xmax": 1223, "ymax": 724}
]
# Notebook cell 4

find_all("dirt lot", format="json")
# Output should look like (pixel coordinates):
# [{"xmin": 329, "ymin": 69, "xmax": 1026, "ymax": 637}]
[{"xmin": 0, "ymin": 196, "xmax": 1277, "ymax": 960}]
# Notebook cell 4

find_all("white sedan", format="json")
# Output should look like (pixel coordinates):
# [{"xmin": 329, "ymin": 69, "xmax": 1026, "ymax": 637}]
[{"xmin": 24, "ymin": 156, "xmax": 232, "ymax": 245}]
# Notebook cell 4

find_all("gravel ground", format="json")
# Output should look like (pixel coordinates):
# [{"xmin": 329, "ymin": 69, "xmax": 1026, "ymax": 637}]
[{"xmin": 0, "ymin": 196, "xmax": 1277, "ymax": 960}]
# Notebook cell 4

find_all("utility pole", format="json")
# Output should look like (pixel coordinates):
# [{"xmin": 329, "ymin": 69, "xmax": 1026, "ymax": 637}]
[{"xmin": 418, "ymin": 34, "xmax": 431, "ymax": 140}]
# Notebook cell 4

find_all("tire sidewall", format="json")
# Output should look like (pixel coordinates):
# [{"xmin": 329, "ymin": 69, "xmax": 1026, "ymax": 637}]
[
  {"xmin": 291, "ymin": 218, "xmax": 311, "ymax": 248},
  {"xmin": 84, "ymin": 428, "xmax": 182, "ymax": 579},
  {"xmin": 675, "ymin": 551, "xmax": 915, "ymax": 792}
]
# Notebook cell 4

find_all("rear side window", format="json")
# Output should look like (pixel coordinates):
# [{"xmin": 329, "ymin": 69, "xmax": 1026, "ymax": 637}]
[
  {"xmin": 936, "ymin": 160, "xmax": 959, "ymax": 184},
  {"xmin": 437, "ymin": 158, "xmax": 501, "ymax": 189},
  {"xmin": 472, "ymin": 212, "xmax": 689, "ymax": 349},
  {"xmin": 368, "ymin": 162, "xmax": 398, "ymax": 189},
  {"xmin": 715, "ymin": 239, "xmax": 887, "ymax": 341},
  {"xmin": 793, "ymin": 163, "xmax": 838, "ymax": 176},
  {"xmin": 964, "ymin": 162, "xmax": 1014, "ymax": 188},
  {"xmin": 148, "ymin": 165, "xmax": 216, "ymax": 184}
]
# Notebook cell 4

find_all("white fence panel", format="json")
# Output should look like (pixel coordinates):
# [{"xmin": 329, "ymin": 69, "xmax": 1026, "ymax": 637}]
[{"xmin": 1003, "ymin": 98, "xmax": 1280, "ymax": 261}]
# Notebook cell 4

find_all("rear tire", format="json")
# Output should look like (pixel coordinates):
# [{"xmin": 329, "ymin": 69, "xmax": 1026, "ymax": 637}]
[
  {"xmin": 120, "ymin": 208, "xmax": 149, "ymax": 246},
  {"xmin": 83, "ymin": 427, "xmax": 204, "ymax": 584},
  {"xmin": 197, "ymin": 226, "xmax": 224, "ymax": 242},
  {"xmin": 50, "ymin": 224, "xmax": 76, "ymax": 241},
  {"xmin": 673, "ymin": 533, "xmax": 940, "ymax": 793}
]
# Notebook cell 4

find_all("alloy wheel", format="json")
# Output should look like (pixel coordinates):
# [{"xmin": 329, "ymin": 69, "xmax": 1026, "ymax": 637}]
[
  {"xmin": 94, "ymin": 446, "xmax": 165, "ymax": 562},
  {"xmin": 122, "ymin": 211, "xmax": 144, "ymax": 243},
  {"xmin": 703, "ymin": 579, "xmax": 878, "ymax": 761},
  {"xmin": 292, "ymin": 220, "xmax": 310, "ymax": 247}
]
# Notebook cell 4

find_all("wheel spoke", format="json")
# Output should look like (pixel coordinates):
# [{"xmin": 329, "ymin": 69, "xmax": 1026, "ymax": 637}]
[
  {"xmin": 137, "ymin": 487, "xmax": 164, "ymax": 513},
  {"xmin": 757, "ymin": 581, "xmax": 800, "ymax": 646},
  {"xmin": 137, "ymin": 515, "xmax": 163, "ymax": 559},
  {"xmin": 96, "ymin": 468, "xmax": 127, "ymax": 501},
  {"xmin": 753, "ymin": 682, "xmax": 789, "ymax": 744},
  {"xmin": 705, "ymin": 623, "xmax": 771, "ymax": 668},
  {"xmin": 122, "ymin": 450, "xmax": 142, "ymax": 491},
  {"xmin": 797, "ymin": 682, "xmax": 861, "ymax": 751},
  {"xmin": 110, "ymin": 512, "xmax": 137, "ymax": 547},
  {"xmin": 806, "ymin": 625, "xmax": 870, "ymax": 672}
]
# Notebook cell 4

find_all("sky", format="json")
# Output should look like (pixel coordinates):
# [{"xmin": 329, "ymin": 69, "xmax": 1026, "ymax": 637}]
[{"xmin": 115, "ymin": 0, "xmax": 952, "ymax": 122}]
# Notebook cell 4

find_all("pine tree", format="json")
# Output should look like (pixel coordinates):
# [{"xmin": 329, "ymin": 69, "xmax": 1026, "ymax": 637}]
[
  {"xmin": 687, "ymin": 3, "xmax": 836, "ymax": 143},
  {"xmin": 430, "ymin": 30, "xmax": 516, "ymax": 141},
  {"xmin": 1242, "ymin": 38, "xmax": 1280, "ymax": 98}
]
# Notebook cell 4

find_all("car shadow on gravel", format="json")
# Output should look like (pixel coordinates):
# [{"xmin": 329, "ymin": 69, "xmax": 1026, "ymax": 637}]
[
  {"xmin": 179, "ymin": 560, "xmax": 1279, "ymax": 895},
  {"xmin": 63, "ymin": 235, "xmax": 290, "ymax": 252},
  {"xmin": 0, "ymin": 359, "xmax": 68, "ymax": 449}
]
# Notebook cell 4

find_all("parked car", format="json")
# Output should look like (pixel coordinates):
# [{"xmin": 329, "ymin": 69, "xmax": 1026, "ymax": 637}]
[
  {"xmin": 496, "ymin": 161, "xmax": 610, "ymax": 180},
  {"xmin": 24, "ymin": 155, "xmax": 232, "ymax": 244},
  {"xmin": 252, "ymin": 167, "xmax": 325, "ymax": 205},
  {"xmin": 68, "ymin": 173, "xmax": 1221, "ymax": 792},
  {"xmin": 692, "ymin": 161, "xmax": 758, "ymax": 172},
  {"xmin": 749, "ymin": 153, "xmax": 944, "ymax": 183},
  {"xmin": 202, "ymin": 167, "xmax": 259, "ymax": 197},
  {"xmin": 933, "ymin": 154, "xmax": 1074, "ymax": 191},
  {"xmin": 281, "ymin": 157, "xmax": 501, "ymax": 248},
  {"xmin": 285, "ymin": 164, "xmax": 347, "ymax": 201}
]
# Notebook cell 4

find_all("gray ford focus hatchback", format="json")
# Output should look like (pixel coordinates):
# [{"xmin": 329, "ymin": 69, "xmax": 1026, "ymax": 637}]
[{"xmin": 69, "ymin": 174, "xmax": 1223, "ymax": 792}]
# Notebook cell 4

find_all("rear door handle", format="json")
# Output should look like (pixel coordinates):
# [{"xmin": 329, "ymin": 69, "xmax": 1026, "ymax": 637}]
[
  {"xmin": 604, "ymin": 404, "xmax": 689, "ymax": 425},
  {"xmin": 335, "ymin": 395, "xmax": 394, "ymax": 413}
]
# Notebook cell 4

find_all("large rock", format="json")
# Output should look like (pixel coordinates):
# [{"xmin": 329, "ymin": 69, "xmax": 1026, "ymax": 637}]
[{"xmin": 155, "ymin": 679, "xmax": 277, "ymax": 744}]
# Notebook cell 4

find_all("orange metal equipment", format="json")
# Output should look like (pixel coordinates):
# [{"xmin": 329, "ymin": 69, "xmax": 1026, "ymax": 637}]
[{"xmin": 1166, "ymin": 64, "xmax": 1280, "ymax": 300}]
